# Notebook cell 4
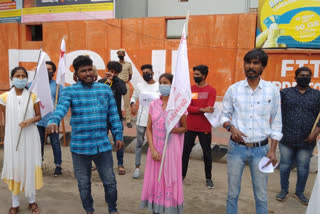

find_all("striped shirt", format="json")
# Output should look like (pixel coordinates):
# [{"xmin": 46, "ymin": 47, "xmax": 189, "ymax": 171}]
[
  {"xmin": 48, "ymin": 81, "xmax": 123, "ymax": 155},
  {"xmin": 220, "ymin": 79, "xmax": 282, "ymax": 143}
]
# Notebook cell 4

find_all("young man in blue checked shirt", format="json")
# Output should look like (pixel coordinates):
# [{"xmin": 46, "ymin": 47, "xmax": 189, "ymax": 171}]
[
  {"xmin": 46, "ymin": 55, "xmax": 123, "ymax": 214},
  {"xmin": 221, "ymin": 49, "xmax": 282, "ymax": 214}
]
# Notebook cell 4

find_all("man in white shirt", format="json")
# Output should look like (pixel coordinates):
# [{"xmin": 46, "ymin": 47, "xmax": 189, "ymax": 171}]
[
  {"xmin": 220, "ymin": 49, "xmax": 282, "ymax": 214},
  {"xmin": 130, "ymin": 64, "xmax": 160, "ymax": 179}
]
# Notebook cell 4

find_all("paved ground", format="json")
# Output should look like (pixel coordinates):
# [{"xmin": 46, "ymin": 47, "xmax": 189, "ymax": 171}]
[
  {"xmin": 0, "ymin": 117, "xmax": 318, "ymax": 213},
  {"xmin": 0, "ymin": 145, "xmax": 316, "ymax": 214}
]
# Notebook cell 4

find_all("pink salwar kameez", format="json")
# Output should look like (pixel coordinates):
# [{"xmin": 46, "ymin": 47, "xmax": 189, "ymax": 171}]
[{"xmin": 140, "ymin": 99, "xmax": 184, "ymax": 214}]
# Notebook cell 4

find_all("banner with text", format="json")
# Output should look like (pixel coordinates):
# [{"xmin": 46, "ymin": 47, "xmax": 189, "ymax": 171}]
[
  {"xmin": 22, "ymin": 0, "xmax": 113, "ymax": 23},
  {"xmin": 0, "ymin": 0, "xmax": 22, "ymax": 23},
  {"xmin": 256, "ymin": 0, "xmax": 320, "ymax": 48}
]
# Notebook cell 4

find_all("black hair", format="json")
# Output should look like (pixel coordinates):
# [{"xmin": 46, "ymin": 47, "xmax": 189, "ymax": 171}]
[
  {"xmin": 45, "ymin": 61, "xmax": 57, "ymax": 72},
  {"xmin": 107, "ymin": 61, "xmax": 122, "ymax": 74},
  {"xmin": 11, "ymin": 66, "xmax": 28, "ymax": 78},
  {"xmin": 244, "ymin": 48, "xmax": 268, "ymax": 67},
  {"xmin": 141, "ymin": 64, "xmax": 153, "ymax": 71},
  {"xmin": 193, "ymin": 65, "xmax": 208, "ymax": 77},
  {"xmin": 295, "ymin": 66, "xmax": 312, "ymax": 77},
  {"xmin": 73, "ymin": 55, "xmax": 93, "ymax": 73},
  {"xmin": 159, "ymin": 73, "xmax": 173, "ymax": 84}
]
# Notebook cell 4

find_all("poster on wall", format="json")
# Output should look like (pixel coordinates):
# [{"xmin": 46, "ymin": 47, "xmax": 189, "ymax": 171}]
[
  {"xmin": 0, "ymin": 0, "xmax": 22, "ymax": 23},
  {"xmin": 22, "ymin": 0, "xmax": 114, "ymax": 23},
  {"xmin": 35, "ymin": 0, "xmax": 113, "ymax": 7},
  {"xmin": 256, "ymin": 0, "xmax": 320, "ymax": 48}
]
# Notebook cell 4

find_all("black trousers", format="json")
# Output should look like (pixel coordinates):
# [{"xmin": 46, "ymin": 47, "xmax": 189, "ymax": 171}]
[{"xmin": 182, "ymin": 130, "xmax": 212, "ymax": 179}]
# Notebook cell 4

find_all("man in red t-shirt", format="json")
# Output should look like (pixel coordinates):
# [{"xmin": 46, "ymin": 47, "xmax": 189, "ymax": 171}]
[{"xmin": 182, "ymin": 65, "xmax": 216, "ymax": 188}]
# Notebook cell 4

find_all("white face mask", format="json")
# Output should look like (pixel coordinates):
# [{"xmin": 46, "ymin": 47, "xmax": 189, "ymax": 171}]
[
  {"xmin": 12, "ymin": 78, "xmax": 28, "ymax": 89},
  {"xmin": 159, "ymin": 84, "xmax": 171, "ymax": 96}
]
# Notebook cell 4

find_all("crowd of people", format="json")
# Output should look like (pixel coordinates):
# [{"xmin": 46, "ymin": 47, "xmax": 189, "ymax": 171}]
[{"xmin": 0, "ymin": 48, "xmax": 319, "ymax": 214}]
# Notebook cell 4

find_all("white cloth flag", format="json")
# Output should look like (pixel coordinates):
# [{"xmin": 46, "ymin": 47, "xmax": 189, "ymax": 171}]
[
  {"xmin": 306, "ymin": 141, "xmax": 320, "ymax": 214},
  {"xmin": 29, "ymin": 52, "xmax": 54, "ymax": 117},
  {"xmin": 56, "ymin": 38, "xmax": 67, "ymax": 86},
  {"xmin": 165, "ymin": 23, "xmax": 192, "ymax": 134},
  {"xmin": 158, "ymin": 22, "xmax": 192, "ymax": 182}
]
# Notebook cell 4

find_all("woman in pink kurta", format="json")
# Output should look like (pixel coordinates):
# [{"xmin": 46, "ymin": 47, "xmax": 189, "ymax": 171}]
[{"xmin": 140, "ymin": 73, "xmax": 187, "ymax": 214}]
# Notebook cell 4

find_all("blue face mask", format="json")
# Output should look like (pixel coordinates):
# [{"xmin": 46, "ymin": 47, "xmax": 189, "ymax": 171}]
[
  {"xmin": 159, "ymin": 84, "xmax": 171, "ymax": 96},
  {"xmin": 12, "ymin": 78, "xmax": 28, "ymax": 89}
]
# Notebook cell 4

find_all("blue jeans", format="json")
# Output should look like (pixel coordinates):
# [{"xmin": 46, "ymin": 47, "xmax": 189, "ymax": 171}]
[
  {"xmin": 226, "ymin": 140, "xmax": 269, "ymax": 214},
  {"xmin": 37, "ymin": 125, "xmax": 62, "ymax": 166},
  {"xmin": 279, "ymin": 143, "xmax": 314, "ymax": 194},
  {"xmin": 72, "ymin": 151, "xmax": 118, "ymax": 213},
  {"xmin": 135, "ymin": 125, "xmax": 146, "ymax": 167}
]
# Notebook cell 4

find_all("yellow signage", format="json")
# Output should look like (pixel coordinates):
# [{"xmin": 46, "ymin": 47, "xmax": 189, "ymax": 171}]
[
  {"xmin": 257, "ymin": 0, "xmax": 320, "ymax": 48},
  {"xmin": 23, "ymin": 2, "xmax": 113, "ymax": 15},
  {"xmin": 0, "ymin": 9, "xmax": 21, "ymax": 18}
]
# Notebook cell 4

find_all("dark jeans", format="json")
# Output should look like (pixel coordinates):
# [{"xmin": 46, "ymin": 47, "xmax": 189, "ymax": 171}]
[
  {"xmin": 279, "ymin": 143, "xmax": 314, "ymax": 194},
  {"xmin": 182, "ymin": 130, "xmax": 212, "ymax": 179},
  {"xmin": 37, "ymin": 125, "xmax": 62, "ymax": 166},
  {"xmin": 72, "ymin": 151, "xmax": 117, "ymax": 213}
]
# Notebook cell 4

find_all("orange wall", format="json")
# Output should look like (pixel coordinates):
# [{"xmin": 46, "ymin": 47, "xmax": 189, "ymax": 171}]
[{"xmin": 1, "ymin": 13, "xmax": 320, "ymax": 97}]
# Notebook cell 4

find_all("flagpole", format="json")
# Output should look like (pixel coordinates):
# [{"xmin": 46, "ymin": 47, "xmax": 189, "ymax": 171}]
[
  {"xmin": 311, "ymin": 112, "xmax": 320, "ymax": 133},
  {"xmin": 16, "ymin": 46, "xmax": 43, "ymax": 151},
  {"xmin": 54, "ymin": 85, "xmax": 67, "ymax": 147},
  {"xmin": 158, "ymin": 19, "xmax": 191, "ymax": 182},
  {"xmin": 158, "ymin": 133, "xmax": 169, "ymax": 182},
  {"xmin": 55, "ymin": 36, "xmax": 67, "ymax": 147}
]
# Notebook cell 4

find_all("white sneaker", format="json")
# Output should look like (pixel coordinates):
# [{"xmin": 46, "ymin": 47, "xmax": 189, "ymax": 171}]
[{"xmin": 132, "ymin": 168, "xmax": 140, "ymax": 179}]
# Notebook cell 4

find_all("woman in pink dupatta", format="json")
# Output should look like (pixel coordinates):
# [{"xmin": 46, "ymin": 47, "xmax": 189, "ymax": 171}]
[{"xmin": 140, "ymin": 73, "xmax": 187, "ymax": 214}]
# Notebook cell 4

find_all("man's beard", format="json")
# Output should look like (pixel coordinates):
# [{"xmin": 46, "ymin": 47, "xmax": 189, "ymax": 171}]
[
  {"xmin": 79, "ymin": 79, "xmax": 94, "ymax": 87},
  {"xmin": 246, "ymin": 69, "xmax": 261, "ymax": 80}
]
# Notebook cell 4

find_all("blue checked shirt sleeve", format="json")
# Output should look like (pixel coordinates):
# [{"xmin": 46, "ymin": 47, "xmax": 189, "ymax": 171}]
[
  {"xmin": 48, "ymin": 87, "xmax": 71, "ymax": 125},
  {"xmin": 220, "ymin": 87, "xmax": 234, "ymax": 126},
  {"xmin": 270, "ymin": 86, "xmax": 283, "ymax": 141},
  {"xmin": 107, "ymin": 91, "xmax": 124, "ymax": 141}
]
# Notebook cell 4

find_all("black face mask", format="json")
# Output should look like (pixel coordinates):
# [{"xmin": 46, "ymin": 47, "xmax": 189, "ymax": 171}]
[
  {"xmin": 194, "ymin": 76, "xmax": 203, "ymax": 84},
  {"xmin": 296, "ymin": 77, "xmax": 311, "ymax": 88},
  {"xmin": 118, "ymin": 56, "xmax": 124, "ymax": 60},
  {"xmin": 143, "ymin": 73, "xmax": 153, "ymax": 82}
]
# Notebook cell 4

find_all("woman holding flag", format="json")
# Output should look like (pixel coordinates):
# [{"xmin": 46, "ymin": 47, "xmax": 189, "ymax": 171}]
[
  {"xmin": 140, "ymin": 73, "xmax": 187, "ymax": 214},
  {"xmin": 0, "ymin": 67, "xmax": 43, "ymax": 214}
]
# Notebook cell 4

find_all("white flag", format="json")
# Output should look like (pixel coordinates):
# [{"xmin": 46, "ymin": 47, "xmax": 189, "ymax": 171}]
[
  {"xmin": 56, "ymin": 38, "xmax": 66, "ymax": 86},
  {"xmin": 29, "ymin": 52, "xmax": 54, "ymax": 117},
  {"xmin": 166, "ymin": 23, "xmax": 192, "ymax": 134},
  {"xmin": 306, "ymin": 141, "xmax": 320, "ymax": 214}
]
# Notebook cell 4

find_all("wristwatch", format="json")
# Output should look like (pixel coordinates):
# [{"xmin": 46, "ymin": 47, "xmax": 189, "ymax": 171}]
[{"xmin": 225, "ymin": 124, "xmax": 232, "ymax": 132}]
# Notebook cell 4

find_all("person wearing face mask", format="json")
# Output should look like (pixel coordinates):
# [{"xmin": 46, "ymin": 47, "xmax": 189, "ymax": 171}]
[
  {"xmin": 46, "ymin": 55, "xmax": 124, "ymax": 214},
  {"xmin": 221, "ymin": 49, "xmax": 282, "ymax": 214},
  {"xmin": 28, "ymin": 61, "xmax": 64, "ymax": 177},
  {"xmin": 130, "ymin": 64, "xmax": 160, "ymax": 179},
  {"xmin": 98, "ymin": 61, "xmax": 127, "ymax": 175},
  {"xmin": 1, "ymin": 67, "xmax": 42, "ymax": 214},
  {"xmin": 140, "ymin": 73, "xmax": 187, "ymax": 214},
  {"xmin": 182, "ymin": 65, "xmax": 216, "ymax": 189},
  {"xmin": 117, "ymin": 49, "xmax": 133, "ymax": 128},
  {"xmin": 276, "ymin": 66, "xmax": 320, "ymax": 205}
]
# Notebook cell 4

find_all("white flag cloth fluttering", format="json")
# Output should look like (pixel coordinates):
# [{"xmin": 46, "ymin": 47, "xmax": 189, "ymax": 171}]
[
  {"xmin": 56, "ymin": 38, "xmax": 67, "ymax": 86},
  {"xmin": 306, "ymin": 141, "xmax": 320, "ymax": 214},
  {"xmin": 29, "ymin": 52, "xmax": 54, "ymax": 117},
  {"xmin": 165, "ymin": 23, "xmax": 192, "ymax": 134},
  {"xmin": 158, "ymin": 23, "xmax": 191, "ymax": 181}
]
